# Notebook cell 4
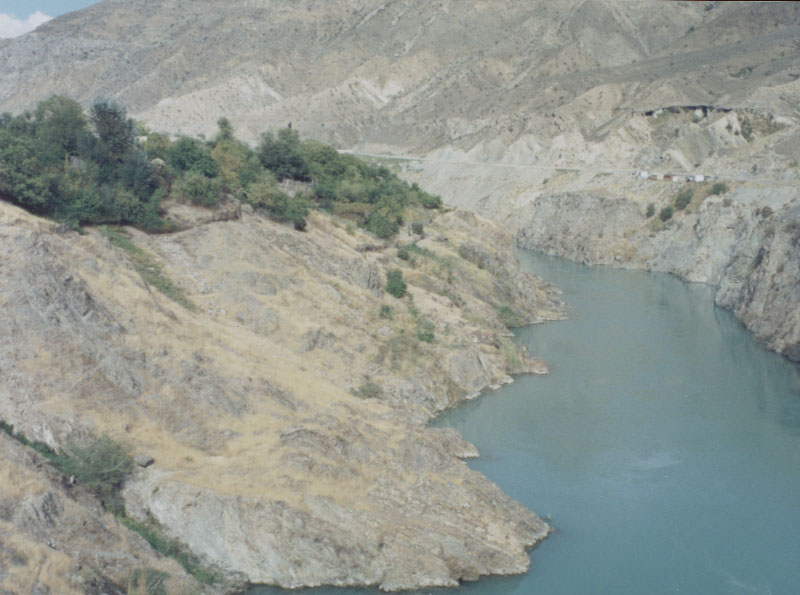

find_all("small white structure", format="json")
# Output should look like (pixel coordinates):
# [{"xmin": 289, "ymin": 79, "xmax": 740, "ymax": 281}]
[
  {"xmin": 693, "ymin": 174, "xmax": 705, "ymax": 182},
  {"xmin": 637, "ymin": 170, "xmax": 649, "ymax": 179}
]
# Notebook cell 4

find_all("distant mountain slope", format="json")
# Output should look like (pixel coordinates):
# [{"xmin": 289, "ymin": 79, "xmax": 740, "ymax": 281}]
[{"xmin": 1, "ymin": 0, "xmax": 798, "ymax": 149}]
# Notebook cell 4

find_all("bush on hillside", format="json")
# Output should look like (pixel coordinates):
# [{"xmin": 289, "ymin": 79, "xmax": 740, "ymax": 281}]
[
  {"xmin": 386, "ymin": 269, "xmax": 407, "ymax": 298},
  {"xmin": 675, "ymin": 188, "xmax": 693, "ymax": 210}
]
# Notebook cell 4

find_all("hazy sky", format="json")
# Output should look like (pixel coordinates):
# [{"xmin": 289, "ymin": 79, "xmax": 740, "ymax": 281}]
[{"xmin": 1, "ymin": 1, "xmax": 98, "ymax": 38}]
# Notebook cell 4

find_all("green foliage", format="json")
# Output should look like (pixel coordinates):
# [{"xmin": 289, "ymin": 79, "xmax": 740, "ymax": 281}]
[
  {"xmin": 34, "ymin": 96, "xmax": 88, "ymax": 160},
  {"xmin": 3, "ymin": 97, "xmax": 440, "ymax": 239},
  {"xmin": 166, "ymin": 136, "xmax": 219, "ymax": 178},
  {"xmin": 119, "ymin": 516, "xmax": 220, "ymax": 584},
  {"xmin": 367, "ymin": 211, "xmax": 398, "ymax": 238},
  {"xmin": 118, "ymin": 149, "xmax": 156, "ymax": 201},
  {"xmin": 355, "ymin": 379, "xmax": 383, "ymax": 399},
  {"xmin": 496, "ymin": 305, "xmax": 525, "ymax": 328},
  {"xmin": 257, "ymin": 128, "xmax": 310, "ymax": 181},
  {"xmin": 710, "ymin": 182, "xmax": 728, "ymax": 195},
  {"xmin": 740, "ymin": 117, "xmax": 753, "ymax": 142},
  {"xmin": 397, "ymin": 246, "xmax": 410, "ymax": 261},
  {"xmin": 127, "ymin": 568, "xmax": 169, "ymax": 595},
  {"xmin": 172, "ymin": 171, "xmax": 221, "ymax": 206},
  {"xmin": 659, "ymin": 206, "xmax": 674, "ymax": 221},
  {"xmin": 411, "ymin": 222, "xmax": 424, "ymax": 235},
  {"xmin": 0, "ymin": 419, "xmax": 60, "ymax": 461},
  {"xmin": 416, "ymin": 319, "xmax": 435, "ymax": 343},
  {"xmin": 0, "ymin": 126, "xmax": 54, "ymax": 212},
  {"xmin": 58, "ymin": 434, "xmax": 134, "ymax": 515},
  {"xmin": 500, "ymin": 340, "xmax": 525, "ymax": 374},
  {"xmin": 645, "ymin": 203, "xmax": 656, "ymax": 218},
  {"xmin": 90, "ymin": 98, "xmax": 135, "ymax": 159},
  {"xmin": 213, "ymin": 117, "xmax": 235, "ymax": 146},
  {"xmin": 379, "ymin": 304, "xmax": 394, "ymax": 319},
  {"xmin": 243, "ymin": 174, "xmax": 310, "ymax": 229},
  {"xmin": 99, "ymin": 226, "xmax": 193, "ymax": 309},
  {"xmin": 385, "ymin": 269, "xmax": 407, "ymax": 298},
  {"xmin": 675, "ymin": 187, "xmax": 694, "ymax": 210}
]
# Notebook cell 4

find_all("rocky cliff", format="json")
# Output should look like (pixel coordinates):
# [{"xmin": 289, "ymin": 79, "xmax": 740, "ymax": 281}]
[
  {"xmin": 0, "ymin": 199, "xmax": 563, "ymax": 591},
  {"xmin": 515, "ymin": 184, "xmax": 800, "ymax": 362}
]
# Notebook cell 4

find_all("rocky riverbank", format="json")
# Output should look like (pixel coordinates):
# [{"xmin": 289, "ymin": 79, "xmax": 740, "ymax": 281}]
[
  {"xmin": 516, "ymin": 186, "xmax": 800, "ymax": 362},
  {"xmin": 0, "ymin": 199, "xmax": 564, "ymax": 592}
]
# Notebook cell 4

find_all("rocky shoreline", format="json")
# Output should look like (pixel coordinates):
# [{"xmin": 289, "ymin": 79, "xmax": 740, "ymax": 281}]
[
  {"xmin": 516, "ymin": 189, "xmax": 800, "ymax": 362},
  {"xmin": 0, "ymin": 200, "xmax": 564, "ymax": 592}
]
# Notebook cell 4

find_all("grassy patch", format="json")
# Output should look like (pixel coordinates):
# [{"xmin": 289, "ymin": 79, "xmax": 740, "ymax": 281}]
[
  {"xmin": 496, "ymin": 304, "xmax": 526, "ymax": 328},
  {"xmin": 99, "ymin": 226, "xmax": 194, "ymax": 310},
  {"xmin": 127, "ymin": 568, "xmax": 169, "ymax": 595},
  {"xmin": 500, "ymin": 340, "xmax": 525, "ymax": 375},
  {"xmin": 119, "ymin": 516, "xmax": 220, "ymax": 584}
]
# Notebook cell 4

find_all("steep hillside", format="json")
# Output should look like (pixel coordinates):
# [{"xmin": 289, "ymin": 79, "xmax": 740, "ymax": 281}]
[
  {"xmin": 0, "ymin": 198, "xmax": 563, "ymax": 590},
  {"xmin": 2, "ymin": 0, "xmax": 799, "ymax": 149}
]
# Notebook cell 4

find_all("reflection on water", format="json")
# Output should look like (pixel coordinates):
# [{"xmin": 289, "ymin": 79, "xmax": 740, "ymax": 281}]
[{"xmin": 250, "ymin": 251, "xmax": 800, "ymax": 595}]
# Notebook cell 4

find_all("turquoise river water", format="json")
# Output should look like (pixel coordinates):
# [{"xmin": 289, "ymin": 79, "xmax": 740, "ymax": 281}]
[{"xmin": 251, "ymin": 250, "xmax": 800, "ymax": 595}]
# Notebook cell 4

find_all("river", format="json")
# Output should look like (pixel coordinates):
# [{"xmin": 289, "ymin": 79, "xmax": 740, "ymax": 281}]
[{"xmin": 251, "ymin": 250, "xmax": 800, "ymax": 594}]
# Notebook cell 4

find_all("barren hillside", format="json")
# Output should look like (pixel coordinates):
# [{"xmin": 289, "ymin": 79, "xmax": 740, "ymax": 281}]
[{"xmin": 2, "ymin": 0, "xmax": 799, "ymax": 149}]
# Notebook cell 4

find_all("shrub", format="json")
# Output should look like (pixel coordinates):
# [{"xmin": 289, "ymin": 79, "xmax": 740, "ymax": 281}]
[
  {"xmin": 257, "ymin": 128, "xmax": 309, "ymax": 181},
  {"xmin": 379, "ymin": 304, "xmax": 394, "ymax": 319},
  {"xmin": 416, "ymin": 319, "xmax": 435, "ymax": 343},
  {"xmin": 659, "ymin": 206, "xmax": 674, "ymax": 221},
  {"xmin": 397, "ymin": 246, "xmax": 410, "ymax": 261},
  {"xmin": 385, "ymin": 269, "xmax": 407, "ymax": 298},
  {"xmin": 172, "ymin": 171, "xmax": 220, "ymax": 206},
  {"xmin": 367, "ymin": 211, "xmax": 398, "ymax": 238},
  {"xmin": 497, "ymin": 305, "xmax": 525, "ymax": 328},
  {"xmin": 119, "ymin": 517, "xmax": 220, "ymax": 584},
  {"xmin": 355, "ymin": 379, "xmax": 383, "ymax": 399},
  {"xmin": 675, "ymin": 188, "xmax": 693, "ymax": 210},
  {"xmin": 411, "ymin": 222, "xmax": 424, "ymax": 235},
  {"xmin": 645, "ymin": 203, "xmax": 656, "ymax": 218},
  {"xmin": 127, "ymin": 568, "xmax": 169, "ymax": 595},
  {"xmin": 710, "ymin": 182, "xmax": 728, "ymax": 195},
  {"xmin": 166, "ymin": 136, "xmax": 219, "ymax": 178},
  {"xmin": 59, "ymin": 434, "xmax": 134, "ymax": 514}
]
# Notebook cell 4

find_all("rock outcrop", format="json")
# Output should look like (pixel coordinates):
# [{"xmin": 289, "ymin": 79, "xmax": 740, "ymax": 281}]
[
  {"xmin": 0, "ymin": 200, "xmax": 563, "ymax": 590},
  {"xmin": 517, "ymin": 187, "xmax": 800, "ymax": 361},
  {"xmin": 0, "ymin": 433, "xmax": 210, "ymax": 594}
]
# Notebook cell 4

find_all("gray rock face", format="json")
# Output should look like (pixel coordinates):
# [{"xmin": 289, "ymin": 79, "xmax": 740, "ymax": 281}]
[{"xmin": 517, "ymin": 189, "xmax": 800, "ymax": 361}]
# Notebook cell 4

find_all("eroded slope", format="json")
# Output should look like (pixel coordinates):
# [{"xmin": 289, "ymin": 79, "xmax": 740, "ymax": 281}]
[{"xmin": 0, "ymin": 200, "xmax": 563, "ymax": 590}]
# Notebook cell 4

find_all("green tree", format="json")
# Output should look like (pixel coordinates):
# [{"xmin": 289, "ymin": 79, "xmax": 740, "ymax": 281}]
[
  {"xmin": 119, "ymin": 149, "xmax": 156, "ymax": 201},
  {"xmin": 90, "ymin": 99, "xmax": 135, "ymax": 159},
  {"xmin": 59, "ymin": 434, "xmax": 134, "ymax": 514},
  {"xmin": 167, "ymin": 136, "xmax": 220, "ymax": 178},
  {"xmin": 0, "ymin": 128, "xmax": 53, "ymax": 212},
  {"xmin": 172, "ymin": 171, "xmax": 221, "ymax": 206},
  {"xmin": 257, "ymin": 128, "xmax": 309, "ymax": 181},
  {"xmin": 34, "ymin": 95, "xmax": 89, "ymax": 161},
  {"xmin": 213, "ymin": 117, "xmax": 235, "ymax": 145}
]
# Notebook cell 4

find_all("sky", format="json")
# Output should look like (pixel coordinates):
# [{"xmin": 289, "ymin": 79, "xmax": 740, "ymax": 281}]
[{"xmin": 0, "ymin": 0, "xmax": 98, "ymax": 38}]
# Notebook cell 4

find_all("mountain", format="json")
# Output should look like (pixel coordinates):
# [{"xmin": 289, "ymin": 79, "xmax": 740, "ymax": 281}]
[{"xmin": 2, "ymin": 0, "xmax": 799, "ymax": 149}]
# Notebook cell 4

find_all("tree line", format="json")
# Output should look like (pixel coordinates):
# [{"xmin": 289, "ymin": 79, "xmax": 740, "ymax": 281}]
[{"xmin": 0, "ymin": 96, "xmax": 440, "ymax": 234}]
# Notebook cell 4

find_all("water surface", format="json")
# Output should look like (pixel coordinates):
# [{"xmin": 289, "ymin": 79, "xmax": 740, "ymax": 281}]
[{"xmin": 252, "ymin": 251, "xmax": 800, "ymax": 595}]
